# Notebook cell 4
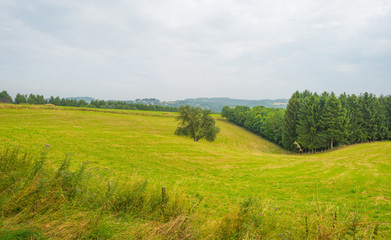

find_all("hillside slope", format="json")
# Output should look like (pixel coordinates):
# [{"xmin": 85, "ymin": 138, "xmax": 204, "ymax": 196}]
[{"xmin": 1, "ymin": 105, "xmax": 390, "ymax": 227}]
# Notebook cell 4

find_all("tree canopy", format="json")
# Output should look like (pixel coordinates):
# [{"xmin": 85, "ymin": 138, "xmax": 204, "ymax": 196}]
[
  {"xmin": 0, "ymin": 90, "xmax": 13, "ymax": 103},
  {"xmin": 222, "ymin": 90, "xmax": 391, "ymax": 153},
  {"xmin": 175, "ymin": 105, "xmax": 220, "ymax": 142}
]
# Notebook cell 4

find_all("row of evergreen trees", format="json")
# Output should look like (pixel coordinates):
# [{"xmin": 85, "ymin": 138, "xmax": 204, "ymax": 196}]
[
  {"xmin": 5, "ymin": 92, "xmax": 179, "ymax": 112},
  {"xmin": 222, "ymin": 91, "xmax": 391, "ymax": 153},
  {"xmin": 283, "ymin": 91, "xmax": 390, "ymax": 152}
]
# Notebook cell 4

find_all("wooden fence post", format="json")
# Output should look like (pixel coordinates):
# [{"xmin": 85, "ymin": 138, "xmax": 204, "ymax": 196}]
[{"xmin": 162, "ymin": 186, "xmax": 166, "ymax": 203}]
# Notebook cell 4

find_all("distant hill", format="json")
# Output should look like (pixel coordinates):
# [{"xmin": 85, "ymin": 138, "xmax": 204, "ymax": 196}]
[
  {"xmin": 66, "ymin": 96, "xmax": 289, "ymax": 112},
  {"xmin": 65, "ymin": 97, "xmax": 95, "ymax": 103},
  {"xmin": 166, "ymin": 97, "xmax": 288, "ymax": 112}
]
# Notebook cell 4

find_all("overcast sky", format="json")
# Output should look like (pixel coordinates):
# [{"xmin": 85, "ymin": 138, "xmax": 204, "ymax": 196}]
[{"xmin": 1, "ymin": 0, "xmax": 391, "ymax": 100}]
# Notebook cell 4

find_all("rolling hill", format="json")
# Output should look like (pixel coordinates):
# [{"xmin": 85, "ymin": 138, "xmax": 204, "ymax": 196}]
[{"xmin": 0, "ymin": 104, "xmax": 390, "ymax": 238}]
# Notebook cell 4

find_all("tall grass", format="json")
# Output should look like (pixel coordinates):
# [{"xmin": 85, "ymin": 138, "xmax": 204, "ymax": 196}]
[
  {"xmin": 0, "ymin": 146, "xmax": 197, "ymax": 239},
  {"xmin": 0, "ymin": 146, "xmax": 388, "ymax": 239},
  {"xmin": 216, "ymin": 198, "xmax": 381, "ymax": 239}
]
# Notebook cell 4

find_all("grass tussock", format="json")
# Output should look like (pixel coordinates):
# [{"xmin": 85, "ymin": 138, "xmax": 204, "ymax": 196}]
[{"xmin": 0, "ymin": 146, "xmax": 389, "ymax": 239}]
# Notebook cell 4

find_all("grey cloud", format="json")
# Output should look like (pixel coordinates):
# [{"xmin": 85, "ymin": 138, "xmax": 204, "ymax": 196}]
[{"xmin": 0, "ymin": 0, "xmax": 390, "ymax": 100}]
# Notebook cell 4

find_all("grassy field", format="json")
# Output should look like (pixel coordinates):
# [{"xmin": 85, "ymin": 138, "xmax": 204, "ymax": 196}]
[{"xmin": 1, "ymin": 104, "xmax": 390, "ymax": 238}]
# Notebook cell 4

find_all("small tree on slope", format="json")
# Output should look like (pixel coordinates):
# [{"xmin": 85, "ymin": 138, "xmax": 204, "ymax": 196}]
[{"xmin": 175, "ymin": 105, "xmax": 220, "ymax": 142}]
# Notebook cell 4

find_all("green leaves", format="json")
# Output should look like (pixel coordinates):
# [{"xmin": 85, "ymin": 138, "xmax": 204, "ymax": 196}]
[
  {"xmin": 175, "ymin": 105, "xmax": 220, "ymax": 142},
  {"xmin": 222, "ymin": 105, "xmax": 285, "ymax": 146},
  {"xmin": 0, "ymin": 90, "xmax": 13, "ymax": 103}
]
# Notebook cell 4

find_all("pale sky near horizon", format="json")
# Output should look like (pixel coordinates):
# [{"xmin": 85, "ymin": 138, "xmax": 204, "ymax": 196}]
[{"xmin": 1, "ymin": 0, "xmax": 391, "ymax": 101}]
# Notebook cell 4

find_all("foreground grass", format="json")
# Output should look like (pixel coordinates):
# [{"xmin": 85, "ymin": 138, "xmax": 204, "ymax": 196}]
[
  {"xmin": 1, "ymin": 104, "xmax": 390, "ymax": 238},
  {"xmin": 0, "ymin": 146, "xmax": 198, "ymax": 239},
  {"xmin": 0, "ymin": 146, "xmax": 384, "ymax": 239}
]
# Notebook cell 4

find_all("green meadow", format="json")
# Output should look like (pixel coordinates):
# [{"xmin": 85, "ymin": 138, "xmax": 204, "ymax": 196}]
[{"xmin": 1, "ymin": 104, "xmax": 390, "ymax": 239}]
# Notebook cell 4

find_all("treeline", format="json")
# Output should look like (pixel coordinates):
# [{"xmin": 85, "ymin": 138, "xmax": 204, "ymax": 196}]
[
  {"xmin": 221, "ymin": 106, "xmax": 285, "ymax": 145},
  {"xmin": 1, "ymin": 91, "xmax": 178, "ymax": 112},
  {"xmin": 222, "ymin": 91, "xmax": 391, "ymax": 153}
]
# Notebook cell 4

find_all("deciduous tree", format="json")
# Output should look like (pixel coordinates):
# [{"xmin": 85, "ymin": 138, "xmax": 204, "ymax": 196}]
[{"xmin": 175, "ymin": 105, "xmax": 220, "ymax": 142}]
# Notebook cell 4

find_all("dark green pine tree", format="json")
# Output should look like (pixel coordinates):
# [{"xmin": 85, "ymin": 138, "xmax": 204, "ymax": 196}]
[
  {"xmin": 54, "ymin": 96, "xmax": 61, "ymax": 106},
  {"xmin": 297, "ymin": 94, "xmax": 323, "ymax": 153},
  {"xmin": 339, "ymin": 93, "xmax": 348, "ymax": 110},
  {"xmin": 383, "ymin": 95, "xmax": 391, "ymax": 139},
  {"xmin": 339, "ymin": 93, "xmax": 351, "ymax": 144},
  {"xmin": 360, "ymin": 93, "xmax": 379, "ymax": 142},
  {"xmin": 297, "ymin": 90, "xmax": 312, "ymax": 99},
  {"xmin": 27, "ymin": 94, "xmax": 37, "ymax": 104},
  {"xmin": 321, "ymin": 93, "xmax": 347, "ymax": 148},
  {"xmin": 375, "ymin": 96, "xmax": 390, "ymax": 140},
  {"xmin": 49, "ymin": 96, "xmax": 55, "ymax": 104},
  {"xmin": 345, "ymin": 94, "xmax": 364, "ymax": 144},
  {"xmin": 317, "ymin": 92, "xmax": 331, "ymax": 149},
  {"xmin": 14, "ymin": 93, "xmax": 27, "ymax": 104},
  {"xmin": 282, "ymin": 91, "xmax": 301, "ymax": 151},
  {"xmin": 36, "ymin": 95, "xmax": 46, "ymax": 104}
]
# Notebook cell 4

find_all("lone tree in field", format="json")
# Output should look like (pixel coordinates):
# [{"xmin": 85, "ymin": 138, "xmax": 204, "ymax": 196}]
[{"xmin": 175, "ymin": 105, "xmax": 220, "ymax": 142}]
